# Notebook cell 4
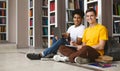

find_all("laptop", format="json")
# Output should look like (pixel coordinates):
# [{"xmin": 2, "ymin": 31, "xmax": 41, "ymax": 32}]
[
  {"xmin": 65, "ymin": 44, "xmax": 77, "ymax": 49},
  {"xmin": 52, "ymin": 27, "xmax": 62, "ymax": 38}
]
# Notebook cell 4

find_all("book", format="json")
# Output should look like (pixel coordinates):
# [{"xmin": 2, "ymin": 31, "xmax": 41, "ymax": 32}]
[
  {"xmin": 113, "ymin": 20, "xmax": 120, "ymax": 34},
  {"xmin": 68, "ymin": 0, "xmax": 74, "ymax": 9},
  {"xmin": 89, "ymin": 62, "xmax": 112, "ymax": 68},
  {"xmin": 50, "ymin": 1, "xmax": 55, "ymax": 11},
  {"xmin": 118, "ymin": 4, "xmax": 120, "ymax": 16}
]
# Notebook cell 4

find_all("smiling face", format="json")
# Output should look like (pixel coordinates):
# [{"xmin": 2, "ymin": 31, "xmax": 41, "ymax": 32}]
[
  {"xmin": 86, "ymin": 11, "xmax": 97, "ymax": 24},
  {"xmin": 73, "ymin": 14, "xmax": 82, "ymax": 27}
]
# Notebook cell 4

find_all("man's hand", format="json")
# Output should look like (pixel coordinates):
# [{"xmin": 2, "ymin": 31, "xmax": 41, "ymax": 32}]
[
  {"xmin": 70, "ymin": 41, "xmax": 76, "ymax": 46},
  {"xmin": 62, "ymin": 33, "xmax": 69, "ymax": 38},
  {"xmin": 76, "ymin": 45, "xmax": 83, "ymax": 50}
]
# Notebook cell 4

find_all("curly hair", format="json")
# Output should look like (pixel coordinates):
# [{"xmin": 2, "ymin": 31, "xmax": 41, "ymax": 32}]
[{"xmin": 72, "ymin": 9, "xmax": 84, "ymax": 18}]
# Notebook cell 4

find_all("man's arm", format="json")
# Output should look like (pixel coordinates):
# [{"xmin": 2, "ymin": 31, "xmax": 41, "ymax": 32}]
[
  {"xmin": 70, "ymin": 37, "xmax": 82, "ymax": 48},
  {"xmin": 92, "ymin": 40, "xmax": 106, "ymax": 50}
]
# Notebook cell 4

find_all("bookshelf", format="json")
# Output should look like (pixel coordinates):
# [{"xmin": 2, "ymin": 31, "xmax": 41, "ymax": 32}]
[
  {"xmin": 42, "ymin": 0, "xmax": 48, "ymax": 48},
  {"xmin": 28, "ymin": 0, "xmax": 41, "ymax": 48},
  {"xmin": 112, "ymin": 0, "xmax": 120, "ymax": 36},
  {"xmin": 101, "ymin": 0, "xmax": 120, "ymax": 43},
  {"xmin": 0, "ymin": 0, "xmax": 8, "ymax": 42},
  {"xmin": 48, "ymin": 0, "xmax": 65, "ymax": 47},
  {"xmin": 111, "ymin": 0, "xmax": 120, "ymax": 43},
  {"xmin": 65, "ymin": 0, "xmax": 84, "ymax": 30}
]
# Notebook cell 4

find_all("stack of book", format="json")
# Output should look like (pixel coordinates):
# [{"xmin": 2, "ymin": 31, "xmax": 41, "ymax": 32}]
[{"xmin": 89, "ymin": 55, "xmax": 113, "ymax": 68}]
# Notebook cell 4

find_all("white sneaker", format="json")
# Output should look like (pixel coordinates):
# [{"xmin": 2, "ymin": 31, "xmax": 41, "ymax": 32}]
[
  {"xmin": 53, "ymin": 55, "xmax": 69, "ymax": 62},
  {"xmin": 74, "ymin": 57, "xmax": 89, "ymax": 64}
]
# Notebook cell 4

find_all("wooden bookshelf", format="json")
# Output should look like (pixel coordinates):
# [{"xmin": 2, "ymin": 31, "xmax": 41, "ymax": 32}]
[{"xmin": 0, "ymin": 0, "xmax": 8, "ymax": 42}]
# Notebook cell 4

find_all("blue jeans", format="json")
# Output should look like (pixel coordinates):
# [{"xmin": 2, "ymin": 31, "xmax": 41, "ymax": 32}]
[{"xmin": 42, "ymin": 37, "xmax": 69, "ymax": 57}]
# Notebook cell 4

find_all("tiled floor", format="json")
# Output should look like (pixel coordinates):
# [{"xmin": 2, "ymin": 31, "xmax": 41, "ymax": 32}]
[{"xmin": 0, "ymin": 47, "xmax": 120, "ymax": 71}]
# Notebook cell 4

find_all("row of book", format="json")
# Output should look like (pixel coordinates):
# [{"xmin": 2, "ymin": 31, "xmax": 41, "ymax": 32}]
[
  {"xmin": 29, "ymin": 28, "xmax": 33, "ymax": 36},
  {"xmin": 30, "ymin": 37, "xmax": 33, "ymax": 46},
  {"xmin": 68, "ymin": 0, "xmax": 84, "ymax": 10},
  {"xmin": 30, "ymin": 19, "xmax": 33, "ymax": 26},
  {"xmin": 0, "ymin": 26, "xmax": 6, "ymax": 32},
  {"xmin": 30, "ymin": 0, "xmax": 33, "ymax": 8},
  {"xmin": 0, "ymin": 34, "xmax": 6, "ymax": 40},
  {"xmin": 50, "ymin": 15, "xmax": 55, "ymax": 24},
  {"xmin": 67, "ymin": 10, "xmax": 73, "ymax": 22},
  {"xmin": 42, "ymin": 8, "xmax": 48, "ymax": 16},
  {"xmin": 0, "ymin": 1, "xmax": 6, "ymax": 8},
  {"xmin": 113, "ymin": 20, "xmax": 120, "ymax": 34},
  {"xmin": 113, "ymin": 3, "xmax": 120, "ymax": 16},
  {"xmin": 50, "ymin": 1, "xmax": 55, "ymax": 11},
  {"xmin": 50, "ymin": 26, "xmax": 55, "ymax": 35},
  {"xmin": 43, "ymin": 27, "xmax": 48, "ymax": 35},
  {"xmin": 0, "ymin": 18, "xmax": 6, "ymax": 24},
  {"xmin": 42, "ymin": 17, "xmax": 48, "ymax": 25},
  {"xmin": 0, "ymin": 10, "xmax": 6, "ymax": 16},
  {"xmin": 42, "ymin": 0, "xmax": 48, "ymax": 6},
  {"xmin": 29, "ymin": 9, "xmax": 33, "ymax": 17},
  {"xmin": 88, "ymin": 3, "xmax": 98, "ymax": 16}
]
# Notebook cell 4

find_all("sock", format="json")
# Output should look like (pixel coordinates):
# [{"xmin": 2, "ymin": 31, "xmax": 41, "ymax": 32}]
[{"xmin": 41, "ymin": 52, "xmax": 44, "ymax": 57}]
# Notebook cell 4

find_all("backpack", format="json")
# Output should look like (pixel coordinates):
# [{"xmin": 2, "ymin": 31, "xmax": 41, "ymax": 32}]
[{"xmin": 104, "ymin": 37, "xmax": 120, "ymax": 61}]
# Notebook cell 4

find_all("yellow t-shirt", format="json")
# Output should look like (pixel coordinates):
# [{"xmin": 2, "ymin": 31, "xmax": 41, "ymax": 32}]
[{"xmin": 82, "ymin": 24, "xmax": 108, "ymax": 55}]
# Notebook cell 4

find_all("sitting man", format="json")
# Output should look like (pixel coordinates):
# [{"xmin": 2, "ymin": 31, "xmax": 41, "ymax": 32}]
[
  {"xmin": 26, "ymin": 9, "xmax": 85, "ymax": 60},
  {"xmin": 53, "ymin": 8, "xmax": 108, "ymax": 64}
]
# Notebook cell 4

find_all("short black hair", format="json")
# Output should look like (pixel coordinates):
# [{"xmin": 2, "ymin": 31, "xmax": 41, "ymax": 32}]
[
  {"xmin": 86, "ymin": 8, "xmax": 97, "ymax": 16},
  {"xmin": 72, "ymin": 9, "xmax": 84, "ymax": 18}
]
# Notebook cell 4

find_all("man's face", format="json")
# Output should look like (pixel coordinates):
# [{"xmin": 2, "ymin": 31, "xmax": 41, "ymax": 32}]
[
  {"xmin": 86, "ymin": 11, "xmax": 96, "ymax": 24},
  {"xmin": 73, "ymin": 14, "xmax": 82, "ymax": 26}
]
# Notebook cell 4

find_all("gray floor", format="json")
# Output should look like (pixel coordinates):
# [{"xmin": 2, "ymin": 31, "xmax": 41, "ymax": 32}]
[{"xmin": 0, "ymin": 46, "xmax": 120, "ymax": 71}]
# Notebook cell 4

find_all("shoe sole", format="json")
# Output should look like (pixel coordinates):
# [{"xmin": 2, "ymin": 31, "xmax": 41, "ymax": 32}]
[
  {"xmin": 41, "ymin": 58, "xmax": 54, "ymax": 61},
  {"xmin": 75, "ymin": 57, "xmax": 89, "ymax": 64}
]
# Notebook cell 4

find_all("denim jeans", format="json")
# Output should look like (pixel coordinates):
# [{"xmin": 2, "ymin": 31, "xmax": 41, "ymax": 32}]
[{"xmin": 42, "ymin": 37, "xmax": 69, "ymax": 57}]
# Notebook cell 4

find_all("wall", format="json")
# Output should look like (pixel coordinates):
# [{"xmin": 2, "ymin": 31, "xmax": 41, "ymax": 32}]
[{"xmin": 8, "ymin": 0, "xmax": 17, "ymax": 43}]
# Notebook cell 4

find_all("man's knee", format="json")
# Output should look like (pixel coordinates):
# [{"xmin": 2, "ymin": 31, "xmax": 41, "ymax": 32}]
[{"xmin": 59, "ymin": 45, "xmax": 66, "ymax": 52}]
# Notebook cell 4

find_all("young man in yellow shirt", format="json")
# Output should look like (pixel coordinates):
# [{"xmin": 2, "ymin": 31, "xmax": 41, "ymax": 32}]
[{"xmin": 54, "ymin": 8, "xmax": 108, "ymax": 63}]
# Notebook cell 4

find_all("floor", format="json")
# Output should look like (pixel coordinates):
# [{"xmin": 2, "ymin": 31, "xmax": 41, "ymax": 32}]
[{"xmin": 0, "ymin": 45, "xmax": 120, "ymax": 71}]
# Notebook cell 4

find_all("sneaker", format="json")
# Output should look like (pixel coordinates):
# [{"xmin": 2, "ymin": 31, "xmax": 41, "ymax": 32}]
[
  {"xmin": 53, "ymin": 55, "xmax": 69, "ymax": 62},
  {"xmin": 74, "ymin": 57, "xmax": 89, "ymax": 64},
  {"xmin": 26, "ymin": 53, "xmax": 42, "ymax": 60}
]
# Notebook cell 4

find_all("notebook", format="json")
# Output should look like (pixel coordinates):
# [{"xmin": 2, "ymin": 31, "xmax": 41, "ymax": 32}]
[{"xmin": 65, "ymin": 44, "xmax": 77, "ymax": 49}]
